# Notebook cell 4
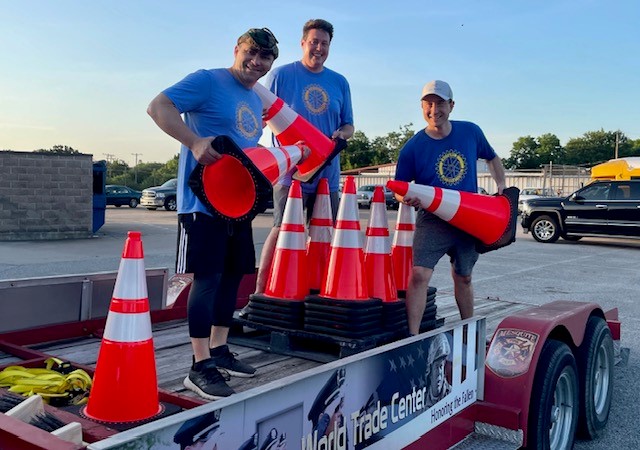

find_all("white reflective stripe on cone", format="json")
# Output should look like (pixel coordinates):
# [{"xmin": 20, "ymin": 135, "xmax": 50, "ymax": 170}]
[
  {"xmin": 365, "ymin": 235, "xmax": 391, "ymax": 254},
  {"xmin": 272, "ymin": 146, "xmax": 301, "ymax": 176},
  {"xmin": 113, "ymin": 259, "xmax": 148, "ymax": 300},
  {"xmin": 277, "ymin": 230, "xmax": 306, "ymax": 250},
  {"xmin": 103, "ymin": 311, "xmax": 153, "ymax": 342},
  {"xmin": 408, "ymin": 184, "xmax": 436, "ymax": 209},
  {"xmin": 393, "ymin": 230, "xmax": 414, "ymax": 247},
  {"xmin": 283, "ymin": 198, "xmax": 304, "ymax": 223},
  {"xmin": 332, "ymin": 228, "xmax": 363, "ymax": 249},
  {"xmin": 434, "ymin": 189, "xmax": 461, "ymax": 222},
  {"xmin": 369, "ymin": 203, "xmax": 389, "ymax": 227},
  {"xmin": 336, "ymin": 194, "xmax": 359, "ymax": 221},
  {"xmin": 267, "ymin": 106, "xmax": 297, "ymax": 135},
  {"xmin": 309, "ymin": 226, "xmax": 332, "ymax": 243},
  {"xmin": 396, "ymin": 202, "xmax": 416, "ymax": 225}
]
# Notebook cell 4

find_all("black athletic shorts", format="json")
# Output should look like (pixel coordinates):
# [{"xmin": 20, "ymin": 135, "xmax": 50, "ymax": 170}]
[{"xmin": 176, "ymin": 212, "xmax": 255, "ymax": 276}]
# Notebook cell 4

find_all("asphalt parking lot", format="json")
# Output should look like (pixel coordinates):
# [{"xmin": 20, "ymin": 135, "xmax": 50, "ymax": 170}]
[{"xmin": 1, "ymin": 206, "xmax": 638, "ymax": 448}]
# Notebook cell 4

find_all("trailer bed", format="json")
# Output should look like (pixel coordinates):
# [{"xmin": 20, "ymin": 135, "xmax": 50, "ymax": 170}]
[{"xmin": 1, "ymin": 293, "xmax": 532, "ymax": 402}]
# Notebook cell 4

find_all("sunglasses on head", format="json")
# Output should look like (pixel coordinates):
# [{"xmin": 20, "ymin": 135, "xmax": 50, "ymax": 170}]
[{"xmin": 247, "ymin": 27, "xmax": 278, "ymax": 48}]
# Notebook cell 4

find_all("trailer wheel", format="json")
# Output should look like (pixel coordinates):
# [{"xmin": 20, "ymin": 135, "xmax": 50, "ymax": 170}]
[
  {"xmin": 527, "ymin": 340, "xmax": 579, "ymax": 450},
  {"xmin": 577, "ymin": 316, "xmax": 614, "ymax": 439}
]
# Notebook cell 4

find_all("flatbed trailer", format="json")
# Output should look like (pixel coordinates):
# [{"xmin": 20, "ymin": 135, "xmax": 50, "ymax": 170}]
[{"xmin": 0, "ymin": 273, "xmax": 622, "ymax": 450}]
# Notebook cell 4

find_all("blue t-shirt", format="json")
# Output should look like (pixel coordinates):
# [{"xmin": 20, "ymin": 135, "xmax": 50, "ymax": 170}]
[
  {"xmin": 163, "ymin": 69, "xmax": 264, "ymax": 214},
  {"xmin": 395, "ymin": 121, "xmax": 497, "ymax": 193},
  {"xmin": 264, "ymin": 61, "xmax": 353, "ymax": 193}
]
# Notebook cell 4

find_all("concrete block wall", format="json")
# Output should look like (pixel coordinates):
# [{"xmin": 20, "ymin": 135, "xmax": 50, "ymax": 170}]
[{"xmin": 0, "ymin": 151, "xmax": 94, "ymax": 241}]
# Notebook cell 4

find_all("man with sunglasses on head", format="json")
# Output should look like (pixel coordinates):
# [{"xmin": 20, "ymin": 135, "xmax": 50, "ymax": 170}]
[
  {"xmin": 147, "ymin": 27, "xmax": 279, "ymax": 400},
  {"xmin": 254, "ymin": 19, "xmax": 354, "ymax": 295}
]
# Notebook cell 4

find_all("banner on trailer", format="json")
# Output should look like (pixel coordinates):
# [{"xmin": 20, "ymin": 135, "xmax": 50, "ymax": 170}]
[{"xmin": 88, "ymin": 320, "xmax": 483, "ymax": 450}]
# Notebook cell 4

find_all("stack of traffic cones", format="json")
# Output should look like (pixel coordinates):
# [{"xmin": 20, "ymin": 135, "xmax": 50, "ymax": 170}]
[
  {"xmin": 243, "ymin": 181, "xmax": 308, "ymax": 329},
  {"xmin": 307, "ymin": 178, "xmax": 333, "ymax": 294},
  {"xmin": 190, "ymin": 135, "xmax": 306, "ymax": 221},
  {"xmin": 83, "ymin": 231, "xmax": 162, "ymax": 423},
  {"xmin": 391, "ymin": 201, "xmax": 415, "ymax": 298},
  {"xmin": 254, "ymin": 83, "xmax": 347, "ymax": 183},
  {"xmin": 304, "ymin": 177, "xmax": 383, "ymax": 339}
]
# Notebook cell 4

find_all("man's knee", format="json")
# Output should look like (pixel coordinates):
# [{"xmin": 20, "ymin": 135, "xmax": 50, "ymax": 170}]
[
  {"xmin": 410, "ymin": 266, "xmax": 432, "ymax": 285},
  {"xmin": 453, "ymin": 272, "xmax": 472, "ymax": 286}
]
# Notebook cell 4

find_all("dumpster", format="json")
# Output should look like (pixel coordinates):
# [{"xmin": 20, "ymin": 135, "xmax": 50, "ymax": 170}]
[{"xmin": 93, "ymin": 161, "xmax": 107, "ymax": 233}]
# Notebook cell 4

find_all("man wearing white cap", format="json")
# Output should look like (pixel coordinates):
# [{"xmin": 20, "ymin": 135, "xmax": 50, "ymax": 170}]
[{"xmin": 395, "ymin": 80, "xmax": 505, "ymax": 334}]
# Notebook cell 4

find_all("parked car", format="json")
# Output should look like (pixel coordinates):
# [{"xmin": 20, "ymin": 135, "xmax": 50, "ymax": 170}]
[
  {"xmin": 356, "ymin": 184, "xmax": 399, "ymax": 209},
  {"xmin": 520, "ymin": 180, "xmax": 640, "ymax": 243},
  {"xmin": 518, "ymin": 187, "xmax": 557, "ymax": 213},
  {"xmin": 141, "ymin": 178, "xmax": 178, "ymax": 211},
  {"xmin": 105, "ymin": 185, "xmax": 141, "ymax": 208}
]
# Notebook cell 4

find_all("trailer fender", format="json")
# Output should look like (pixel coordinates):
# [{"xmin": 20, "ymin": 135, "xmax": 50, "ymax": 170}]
[{"xmin": 482, "ymin": 300, "xmax": 605, "ymax": 444}]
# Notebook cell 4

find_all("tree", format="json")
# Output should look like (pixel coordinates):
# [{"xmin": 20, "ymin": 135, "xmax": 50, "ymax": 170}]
[
  {"xmin": 341, "ymin": 131, "xmax": 372, "ymax": 170},
  {"xmin": 537, "ymin": 133, "xmax": 565, "ymax": 165},
  {"xmin": 34, "ymin": 145, "xmax": 81, "ymax": 154},
  {"xmin": 564, "ymin": 130, "xmax": 622, "ymax": 166},
  {"xmin": 504, "ymin": 136, "xmax": 540, "ymax": 169}
]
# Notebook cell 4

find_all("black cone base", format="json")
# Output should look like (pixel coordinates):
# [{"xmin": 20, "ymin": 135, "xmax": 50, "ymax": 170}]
[
  {"xmin": 304, "ymin": 295, "xmax": 383, "ymax": 339},
  {"xmin": 241, "ymin": 294, "xmax": 305, "ymax": 330},
  {"xmin": 476, "ymin": 186, "xmax": 520, "ymax": 254}
]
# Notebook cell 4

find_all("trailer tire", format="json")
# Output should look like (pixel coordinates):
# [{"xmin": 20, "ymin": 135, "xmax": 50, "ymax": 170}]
[
  {"xmin": 527, "ymin": 340, "xmax": 579, "ymax": 450},
  {"xmin": 577, "ymin": 316, "xmax": 614, "ymax": 439}
]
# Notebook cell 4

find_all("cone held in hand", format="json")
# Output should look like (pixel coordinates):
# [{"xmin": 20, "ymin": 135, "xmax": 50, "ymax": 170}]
[
  {"xmin": 386, "ymin": 180, "xmax": 517, "ymax": 247},
  {"xmin": 254, "ymin": 83, "xmax": 346, "ymax": 183}
]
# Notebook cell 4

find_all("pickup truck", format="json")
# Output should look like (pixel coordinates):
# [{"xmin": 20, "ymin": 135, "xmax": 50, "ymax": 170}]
[
  {"xmin": 520, "ymin": 180, "xmax": 640, "ymax": 243},
  {"xmin": 141, "ymin": 178, "xmax": 178, "ymax": 211}
]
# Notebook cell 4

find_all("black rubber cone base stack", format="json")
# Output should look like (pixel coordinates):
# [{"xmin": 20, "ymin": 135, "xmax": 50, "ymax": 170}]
[
  {"xmin": 304, "ymin": 295, "xmax": 383, "ymax": 339},
  {"xmin": 241, "ymin": 293, "xmax": 305, "ymax": 330}
]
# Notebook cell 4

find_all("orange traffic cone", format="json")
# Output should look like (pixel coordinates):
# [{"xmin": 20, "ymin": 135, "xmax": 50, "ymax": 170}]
[
  {"xmin": 307, "ymin": 178, "xmax": 333, "ymax": 293},
  {"xmin": 254, "ymin": 83, "xmax": 347, "ymax": 183},
  {"xmin": 391, "ymin": 202, "xmax": 416, "ymax": 293},
  {"xmin": 320, "ymin": 176, "xmax": 369, "ymax": 300},
  {"xmin": 264, "ymin": 180, "xmax": 309, "ymax": 300},
  {"xmin": 190, "ymin": 136, "xmax": 305, "ymax": 221},
  {"xmin": 84, "ymin": 231, "xmax": 161, "ymax": 423},
  {"xmin": 364, "ymin": 187, "xmax": 398, "ymax": 302},
  {"xmin": 386, "ymin": 181, "xmax": 519, "ymax": 250}
]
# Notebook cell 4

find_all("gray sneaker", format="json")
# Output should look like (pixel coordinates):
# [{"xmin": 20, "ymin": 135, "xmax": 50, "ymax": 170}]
[
  {"xmin": 183, "ymin": 358, "xmax": 234, "ymax": 400},
  {"xmin": 210, "ymin": 345, "xmax": 256, "ymax": 378}
]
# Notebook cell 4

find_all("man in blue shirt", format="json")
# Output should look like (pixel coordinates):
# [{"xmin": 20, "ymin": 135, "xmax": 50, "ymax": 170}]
[
  {"xmin": 254, "ymin": 19, "xmax": 354, "ymax": 295},
  {"xmin": 395, "ymin": 80, "xmax": 506, "ymax": 334},
  {"xmin": 147, "ymin": 27, "xmax": 279, "ymax": 400}
]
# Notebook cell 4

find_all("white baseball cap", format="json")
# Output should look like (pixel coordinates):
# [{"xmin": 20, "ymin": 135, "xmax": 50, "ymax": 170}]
[{"xmin": 421, "ymin": 80, "xmax": 453, "ymax": 101}]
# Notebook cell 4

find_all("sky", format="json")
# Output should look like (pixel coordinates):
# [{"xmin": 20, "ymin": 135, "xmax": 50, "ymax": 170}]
[{"xmin": 2, "ymin": 0, "xmax": 639, "ymax": 166}]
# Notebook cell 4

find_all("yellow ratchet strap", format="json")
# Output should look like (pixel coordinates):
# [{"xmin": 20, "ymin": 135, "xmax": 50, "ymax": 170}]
[{"xmin": 0, "ymin": 357, "xmax": 92, "ymax": 405}]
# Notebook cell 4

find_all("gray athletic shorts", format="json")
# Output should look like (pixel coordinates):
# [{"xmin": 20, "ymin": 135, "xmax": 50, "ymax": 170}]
[
  {"xmin": 273, "ymin": 184, "xmax": 339, "ymax": 226},
  {"xmin": 413, "ymin": 210, "xmax": 479, "ymax": 276}
]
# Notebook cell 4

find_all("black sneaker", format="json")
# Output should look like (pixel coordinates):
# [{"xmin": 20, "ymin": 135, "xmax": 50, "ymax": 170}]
[
  {"xmin": 183, "ymin": 358, "xmax": 235, "ymax": 400},
  {"xmin": 210, "ymin": 345, "xmax": 257, "ymax": 378}
]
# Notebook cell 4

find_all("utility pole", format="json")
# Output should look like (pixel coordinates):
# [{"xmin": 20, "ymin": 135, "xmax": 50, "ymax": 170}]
[
  {"xmin": 614, "ymin": 132, "xmax": 619, "ymax": 159},
  {"xmin": 103, "ymin": 153, "xmax": 115, "ymax": 178},
  {"xmin": 131, "ymin": 153, "xmax": 143, "ymax": 184}
]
